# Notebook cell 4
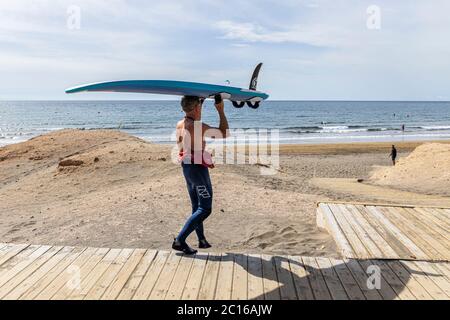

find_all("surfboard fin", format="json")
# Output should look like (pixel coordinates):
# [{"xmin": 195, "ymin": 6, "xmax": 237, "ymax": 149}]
[
  {"xmin": 232, "ymin": 101, "xmax": 246, "ymax": 108},
  {"xmin": 247, "ymin": 101, "xmax": 260, "ymax": 109},
  {"xmin": 249, "ymin": 63, "xmax": 263, "ymax": 91}
]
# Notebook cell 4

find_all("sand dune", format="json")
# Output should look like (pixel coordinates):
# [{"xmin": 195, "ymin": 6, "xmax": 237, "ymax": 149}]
[{"xmin": 370, "ymin": 143, "xmax": 450, "ymax": 196}]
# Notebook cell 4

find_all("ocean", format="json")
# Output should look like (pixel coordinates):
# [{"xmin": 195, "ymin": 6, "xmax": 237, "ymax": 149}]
[{"xmin": 1, "ymin": 100, "xmax": 450, "ymax": 146}]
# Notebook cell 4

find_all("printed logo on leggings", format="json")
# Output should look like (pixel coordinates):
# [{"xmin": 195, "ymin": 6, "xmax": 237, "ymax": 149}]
[{"xmin": 196, "ymin": 186, "xmax": 211, "ymax": 199}]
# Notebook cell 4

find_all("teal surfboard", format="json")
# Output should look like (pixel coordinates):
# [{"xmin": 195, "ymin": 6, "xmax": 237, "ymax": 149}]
[{"xmin": 66, "ymin": 63, "xmax": 269, "ymax": 109}]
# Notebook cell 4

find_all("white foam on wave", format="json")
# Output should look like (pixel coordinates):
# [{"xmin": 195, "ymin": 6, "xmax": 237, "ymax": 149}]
[
  {"xmin": 319, "ymin": 126, "xmax": 368, "ymax": 134},
  {"xmin": 420, "ymin": 125, "xmax": 450, "ymax": 130}
]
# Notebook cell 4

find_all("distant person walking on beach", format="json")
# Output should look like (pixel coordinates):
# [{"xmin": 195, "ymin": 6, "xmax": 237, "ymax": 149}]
[
  {"xmin": 172, "ymin": 95, "xmax": 230, "ymax": 255},
  {"xmin": 390, "ymin": 145, "xmax": 398, "ymax": 166}
]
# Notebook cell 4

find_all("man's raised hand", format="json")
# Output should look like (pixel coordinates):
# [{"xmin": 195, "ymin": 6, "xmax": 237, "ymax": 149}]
[{"xmin": 214, "ymin": 94, "xmax": 225, "ymax": 113}]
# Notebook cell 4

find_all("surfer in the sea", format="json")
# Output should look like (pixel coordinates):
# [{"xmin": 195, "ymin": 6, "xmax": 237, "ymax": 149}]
[{"xmin": 172, "ymin": 95, "xmax": 230, "ymax": 255}]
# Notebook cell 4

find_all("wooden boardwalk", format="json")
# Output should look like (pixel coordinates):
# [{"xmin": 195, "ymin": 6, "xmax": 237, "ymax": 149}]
[
  {"xmin": 317, "ymin": 203, "xmax": 450, "ymax": 261},
  {"xmin": 0, "ymin": 243, "xmax": 449, "ymax": 300}
]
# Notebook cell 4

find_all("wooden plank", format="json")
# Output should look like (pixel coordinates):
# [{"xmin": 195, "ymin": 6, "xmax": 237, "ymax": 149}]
[
  {"xmin": 0, "ymin": 246, "xmax": 62, "ymax": 299},
  {"xmin": 67, "ymin": 248, "xmax": 122, "ymax": 300},
  {"xmin": 400, "ymin": 208, "xmax": 450, "ymax": 251},
  {"xmin": 32, "ymin": 247, "xmax": 100, "ymax": 300},
  {"xmin": 336, "ymin": 204, "xmax": 384, "ymax": 258},
  {"xmin": 328, "ymin": 258, "xmax": 365, "ymax": 300},
  {"xmin": 0, "ymin": 245, "xmax": 51, "ymax": 289},
  {"xmin": 246, "ymin": 254, "xmax": 264, "ymax": 300},
  {"xmin": 317, "ymin": 201, "xmax": 450, "ymax": 210},
  {"xmin": 381, "ymin": 207, "xmax": 449, "ymax": 260},
  {"xmin": 0, "ymin": 243, "xmax": 13, "ymax": 259},
  {"xmin": 131, "ymin": 250, "xmax": 170, "ymax": 300},
  {"xmin": 0, "ymin": 243, "xmax": 23, "ymax": 253},
  {"xmin": 422, "ymin": 208, "xmax": 450, "ymax": 230},
  {"xmin": 431, "ymin": 207, "xmax": 450, "ymax": 219},
  {"xmin": 0, "ymin": 245, "xmax": 41, "ymax": 273},
  {"xmin": 301, "ymin": 256, "xmax": 331, "ymax": 300},
  {"xmin": 84, "ymin": 249, "xmax": 134, "ymax": 300},
  {"xmin": 344, "ymin": 259, "xmax": 383, "ymax": 300},
  {"xmin": 429, "ymin": 262, "xmax": 450, "ymax": 281},
  {"xmin": 115, "ymin": 249, "xmax": 156, "ymax": 300},
  {"xmin": 398, "ymin": 207, "xmax": 450, "ymax": 258},
  {"xmin": 198, "ymin": 253, "xmax": 222, "ymax": 300},
  {"xmin": 214, "ymin": 253, "xmax": 234, "ymax": 300},
  {"xmin": 418, "ymin": 208, "xmax": 450, "ymax": 231},
  {"xmin": 103, "ymin": 249, "xmax": 148, "ymax": 300},
  {"xmin": 50, "ymin": 247, "xmax": 109, "ymax": 300},
  {"xmin": 20, "ymin": 247, "xmax": 90, "ymax": 300},
  {"xmin": 378, "ymin": 207, "xmax": 443, "ymax": 260},
  {"xmin": 439, "ymin": 263, "xmax": 450, "ymax": 277},
  {"xmin": 231, "ymin": 253, "xmax": 248, "ymax": 300},
  {"xmin": 0, "ymin": 244, "xmax": 30, "ymax": 268},
  {"xmin": 430, "ymin": 207, "xmax": 450, "ymax": 219},
  {"xmin": 260, "ymin": 254, "xmax": 280, "ymax": 300},
  {"xmin": 288, "ymin": 256, "xmax": 314, "ymax": 300},
  {"xmin": 181, "ymin": 253, "xmax": 208, "ymax": 300},
  {"xmin": 404, "ymin": 208, "xmax": 450, "ymax": 242},
  {"xmin": 149, "ymin": 252, "xmax": 183, "ymax": 300},
  {"xmin": 401, "ymin": 260, "xmax": 448, "ymax": 300},
  {"xmin": 357, "ymin": 205, "xmax": 416, "ymax": 260},
  {"xmin": 2, "ymin": 247, "xmax": 76, "ymax": 300},
  {"xmin": 386, "ymin": 260, "xmax": 432, "ymax": 300},
  {"xmin": 315, "ymin": 257, "xmax": 348, "ymax": 300},
  {"xmin": 198, "ymin": 253, "xmax": 221, "ymax": 300},
  {"xmin": 273, "ymin": 256, "xmax": 297, "ymax": 300},
  {"xmin": 317, "ymin": 204, "xmax": 355, "ymax": 259},
  {"xmin": 367, "ymin": 259, "xmax": 416, "ymax": 300},
  {"xmin": 410, "ymin": 261, "xmax": 450, "ymax": 298},
  {"xmin": 365, "ymin": 206, "xmax": 429, "ymax": 260},
  {"xmin": 165, "ymin": 254, "xmax": 196, "ymax": 300},
  {"xmin": 412, "ymin": 207, "xmax": 449, "ymax": 232},
  {"xmin": 410, "ymin": 207, "xmax": 450, "ymax": 240},
  {"xmin": 345, "ymin": 205, "xmax": 399, "ymax": 259},
  {"xmin": 357, "ymin": 259, "xmax": 397, "ymax": 300},
  {"xmin": 327, "ymin": 204, "xmax": 370, "ymax": 259}
]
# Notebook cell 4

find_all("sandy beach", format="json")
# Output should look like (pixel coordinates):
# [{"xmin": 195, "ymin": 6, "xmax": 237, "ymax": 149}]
[{"xmin": 1, "ymin": 129, "xmax": 449, "ymax": 258}]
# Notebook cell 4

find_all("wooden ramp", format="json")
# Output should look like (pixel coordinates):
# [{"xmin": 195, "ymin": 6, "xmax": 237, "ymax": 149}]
[
  {"xmin": 317, "ymin": 203, "xmax": 450, "ymax": 261},
  {"xmin": 0, "ymin": 243, "xmax": 449, "ymax": 300}
]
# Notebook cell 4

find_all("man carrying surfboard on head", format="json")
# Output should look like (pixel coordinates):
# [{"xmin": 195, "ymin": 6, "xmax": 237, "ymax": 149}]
[{"xmin": 172, "ymin": 95, "xmax": 230, "ymax": 255}]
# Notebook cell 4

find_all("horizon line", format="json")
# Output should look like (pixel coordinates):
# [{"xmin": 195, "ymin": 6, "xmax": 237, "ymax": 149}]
[{"xmin": 1, "ymin": 99, "xmax": 450, "ymax": 103}]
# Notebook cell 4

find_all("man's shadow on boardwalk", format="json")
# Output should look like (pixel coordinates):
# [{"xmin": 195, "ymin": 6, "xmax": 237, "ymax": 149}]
[{"xmin": 182, "ymin": 253, "xmax": 442, "ymax": 300}]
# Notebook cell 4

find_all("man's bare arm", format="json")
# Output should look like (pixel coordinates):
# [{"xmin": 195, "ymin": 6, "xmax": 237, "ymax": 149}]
[{"xmin": 203, "ymin": 100, "xmax": 230, "ymax": 139}]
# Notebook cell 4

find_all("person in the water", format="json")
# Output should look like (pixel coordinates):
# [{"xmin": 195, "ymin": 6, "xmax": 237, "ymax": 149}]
[{"xmin": 172, "ymin": 95, "xmax": 230, "ymax": 255}]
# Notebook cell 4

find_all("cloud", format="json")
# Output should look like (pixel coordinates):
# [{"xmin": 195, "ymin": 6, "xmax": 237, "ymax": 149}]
[{"xmin": 215, "ymin": 20, "xmax": 343, "ymax": 47}]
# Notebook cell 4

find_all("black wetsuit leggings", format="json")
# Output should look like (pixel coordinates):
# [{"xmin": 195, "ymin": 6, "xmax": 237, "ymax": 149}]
[{"xmin": 176, "ymin": 163, "xmax": 213, "ymax": 243}]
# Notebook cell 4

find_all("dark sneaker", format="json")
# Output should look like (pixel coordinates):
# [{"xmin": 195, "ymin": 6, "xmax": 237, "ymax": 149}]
[
  {"xmin": 199, "ymin": 239, "xmax": 212, "ymax": 249},
  {"xmin": 172, "ymin": 239, "xmax": 198, "ymax": 255}
]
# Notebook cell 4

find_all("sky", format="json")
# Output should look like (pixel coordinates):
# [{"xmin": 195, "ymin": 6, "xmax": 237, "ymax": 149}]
[{"xmin": 0, "ymin": 0, "xmax": 449, "ymax": 101}]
